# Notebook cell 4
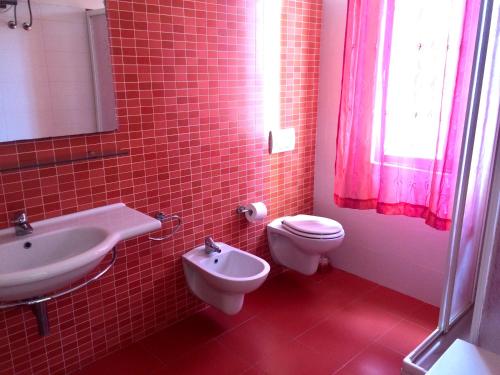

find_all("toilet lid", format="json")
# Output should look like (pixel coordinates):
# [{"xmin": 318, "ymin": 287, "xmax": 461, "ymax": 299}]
[
  {"xmin": 282, "ymin": 224, "xmax": 344, "ymax": 239},
  {"xmin": 282, "ymin": 215, "xmax": 343, "ymax": 236}
]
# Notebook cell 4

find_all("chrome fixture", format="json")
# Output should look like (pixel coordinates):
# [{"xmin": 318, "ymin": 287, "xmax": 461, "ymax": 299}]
[
  {"xmin": 0, "ymin": 0, "xmax": 18, "ymax": 29},
  {"xmin": 31, "ymin": 302, "xmax": 49, "ymax": 336},
  {"xmin": 11, "ymin": 211, "xmax": 33, "ymax": 236},
  {"xmin": 148, "ymin": 212, "xmax": 182, "ymax": 241},
  {"xmin": 21, "ymin": 0, "xmax": 31, "ymax": 30},
  {"xmin": 204, "ymin": 236, "xmax": 222, "ymax": 254},
  {"xmin": 1, "ymin": 0, "xmax": 33, "ymax": 30},
  {"xmin": 236, "ymin": 205, "xmax": 251, "ymax": 214},
  {"xmin": 0, "ymin": 247, "xmax": 117, "ymax": 336}
]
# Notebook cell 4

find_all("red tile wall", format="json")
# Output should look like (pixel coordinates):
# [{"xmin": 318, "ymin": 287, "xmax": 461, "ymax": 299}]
[{"xmin": 0, "ymin": 0, "xmax": 322, "ymax": 374}]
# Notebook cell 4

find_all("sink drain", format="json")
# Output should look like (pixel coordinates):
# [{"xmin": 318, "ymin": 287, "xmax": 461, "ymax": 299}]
[{"xmin": 23, "ymin": 242, "xmax": 32, "ymax": 249}]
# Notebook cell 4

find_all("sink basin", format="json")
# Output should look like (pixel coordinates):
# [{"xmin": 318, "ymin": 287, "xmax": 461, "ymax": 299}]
[{"xmin": 0, "ymin": 204, "xmax": 161, "ymax": 302}]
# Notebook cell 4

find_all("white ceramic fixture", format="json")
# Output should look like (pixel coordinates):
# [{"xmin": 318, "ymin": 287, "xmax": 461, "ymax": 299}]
[
  {"xmin": 267, "ymin": 214, "xmax": 345, "ymax": 275},
  {"xmin": 426, "ymin": 339, "xmax": 500, "ymax": 375},
  {"xmin": 0, "ymin": 203, "xmax": 161, "ymax": 301},
  {"xmin": 182, "ymin": 242, "xmax": 270, "ymax": 315}
]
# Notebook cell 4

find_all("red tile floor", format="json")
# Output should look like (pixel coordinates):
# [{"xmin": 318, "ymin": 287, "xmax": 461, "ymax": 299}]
[{"xmin": 79, "ymin": 268, "xmax": 438, "ymax": 375}]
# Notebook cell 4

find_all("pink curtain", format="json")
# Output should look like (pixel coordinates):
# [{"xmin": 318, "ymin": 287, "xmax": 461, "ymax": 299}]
[{"xmin": 334, "ymin": 0, "xmax": 480, "ymax": 230}]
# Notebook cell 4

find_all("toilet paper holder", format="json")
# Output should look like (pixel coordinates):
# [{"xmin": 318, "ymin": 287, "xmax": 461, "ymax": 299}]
[
  {"xmin": 236, "ymin": 202, "xmax": 267, "ymax": 222},
  {"xmin": 236, "ymin": 205, "xmax": 252, "ymax": 214}
]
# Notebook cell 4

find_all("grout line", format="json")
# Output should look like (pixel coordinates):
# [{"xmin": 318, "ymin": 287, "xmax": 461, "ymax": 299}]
[
  {"xmin": 329, "ymin": 313, "xmax": 405, "ymax": 374},
  {"xmin": 293, "ymin": 285, "xmax": 383, "ymax": 341},
  {"xmin": 399, "ymin": 316, "xmax": 438, "ymax": 331},
  {"xmin": 375, "ymin": 339, "xmax": 414, "ymax": 357},
  {"xmin": 140, "ymin": 311, "xmax": 260, "ymax": 368},
  {"xmin": 215, "ymin": 337, "xmax": 255, "ymax": 371},
  {"xmin": 215, "ymin": 314, "xmax": 259, "ymax": 338},
  {"xmin": 86, "ymin": 270, "xmax": 428, "ymax": 374},
  {"xmin": 330, "ymin": 340, "xmax": 376, "ymax": 375}
]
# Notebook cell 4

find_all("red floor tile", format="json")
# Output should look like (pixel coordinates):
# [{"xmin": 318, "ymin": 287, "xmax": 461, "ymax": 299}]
[
  {"xmin": 258, "ymin": 271, "xmax": 326, "ymax": 303},
  {"xmin": 336, "ymin": 299, "xmax": 403, "ymax": 341},
  {"xmin": 310, "ymin": 282, "xmax": 377, "ymax": 318},
  {"xmin": 335, "ymin": 344, "xmax": 404, "ymax": 375},
  {"xmin": 241, "ymin": 367, "xmax": 267, "ymax": 375},
  {"xmin": 256, "ymin": 340, "xmax": 340, "ymax": 375},
  {"xmin": 244, "ymin": 269, "xmax": 368, "ymax": 320},
  {"xmin": 243, "ymin": 275, "xmax": 296, "ymax": 314},
  {"xmin": 360, "ymin": 287, "xmax": 427, "ymax": 319},
  {"xmin": 216, "ymin": 317, "xmax": 292, "ymax": 363},
  {"xmin": 200, "ymin": 305, "xmax": 256, "ymax": 332},
  {"xmin": 79, "ymin": 343, "xmax": 164, "ymax": 375},
  {"xmin": 376, "ymin": 319, "xmax": 432, "ymax": 355},
  {"xmin": 78, "ymin": 268, "xmax": 435, "ymax": 375},
  {"xmin": 272, "ymin": 268, "xmax": 333, "ymax": 285},
  {"xmin": 151, "ymin": 340, "xmax": 251, "ymax": 375},
  {"xmin": 407, "ymin": 303, "xmax": 440, "ymax": 330},
  {"xmin": 296, "ymin": 313, "xmax": 372, "ymax": 367},
  {"xmin": 140, "ymin": 311, "xmax": 229, "ymax": 364},
  {"xmin": 244, "ymin": 281, "xmax": 283, "ymax": 315},
  {"xmin": 255, "ymin": 270, "xmax": 374, "ymax": 338},
  {"xmin": 316, "ymin": 269, "xmax": 379, "ymax": 298},
  {"xmin": 257, "ymin": 299, "xmax": 329, "ymax": 338}
]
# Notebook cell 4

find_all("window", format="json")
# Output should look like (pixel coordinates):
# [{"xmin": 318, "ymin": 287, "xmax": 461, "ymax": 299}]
[
  {"xmin": 334, "ymin": 0, "xmax": 479, "ymax": 229},
  {"xmin": 371, "ymin": 0, "xmax": 467, "ymax": 168}
]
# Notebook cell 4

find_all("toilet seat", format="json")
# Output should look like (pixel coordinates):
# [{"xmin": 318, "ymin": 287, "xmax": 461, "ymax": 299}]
[
  {"xmin": 281, "ymin": 225, "xmax": 344, "ymax": 239},
  {"xmin": 282, "ymin": 215, "xmax": 343, "ymax": 239}
]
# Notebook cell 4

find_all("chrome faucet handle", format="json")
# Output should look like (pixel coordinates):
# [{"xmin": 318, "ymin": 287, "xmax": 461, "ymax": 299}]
[
  {"xmin": 204, "ymin": 236, "xmax": 221, "ymax": 254},
  {"xmin": 12, "ymin": 211, "xmax": 28, "ymax": 224},
  {"xmin": 205, "ymin": 236, "xmax": 215, "ymax": 247},
  {"xmin": 11, "ymin": 211, "xmax": 33, "ymax": 236}
]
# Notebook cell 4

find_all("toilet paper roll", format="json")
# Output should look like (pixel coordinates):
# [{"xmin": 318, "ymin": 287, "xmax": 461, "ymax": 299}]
[{"xmin": 245, "ymin": 202, "xmax": 267, "ymax": 223}]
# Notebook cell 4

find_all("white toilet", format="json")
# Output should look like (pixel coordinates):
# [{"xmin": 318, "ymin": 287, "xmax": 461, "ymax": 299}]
[{"xmin": 267, "ymin": 214, "xmax": 345, "ymax": 275}]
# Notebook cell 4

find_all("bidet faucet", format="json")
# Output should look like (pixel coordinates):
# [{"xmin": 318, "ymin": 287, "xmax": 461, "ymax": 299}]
[
  {"xmin": 204, "ymin": 236, "xmax": 221, "ymax": 254},
  {"xmin": 12, "ymin": 211, "xmax": 33, "ymax": 236}
]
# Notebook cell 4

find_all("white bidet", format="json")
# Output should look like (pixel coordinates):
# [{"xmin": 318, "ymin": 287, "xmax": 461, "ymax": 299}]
[{"xmin": 182, "ymin": 241, "xmax": 270, "ymax": 315}]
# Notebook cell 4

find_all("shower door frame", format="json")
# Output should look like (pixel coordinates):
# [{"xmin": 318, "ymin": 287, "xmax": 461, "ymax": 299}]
[{"xmin": 403, "ymin": 0, "xmax": 497, "ymax": 372}]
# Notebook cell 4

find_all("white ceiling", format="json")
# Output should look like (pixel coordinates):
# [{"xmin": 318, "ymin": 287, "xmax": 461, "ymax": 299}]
[{"xmin": 30, "ymin": 0, "xmax": 104, "ymax": 10}]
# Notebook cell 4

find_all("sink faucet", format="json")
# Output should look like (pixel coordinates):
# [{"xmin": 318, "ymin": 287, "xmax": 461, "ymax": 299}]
[
  {"xmin": 12, "ymin": 211, "xmax": 33, "ymax": 236},
  {"xmin": 204, "ymin": 236, "xmax": 221, "ymax": 254}
]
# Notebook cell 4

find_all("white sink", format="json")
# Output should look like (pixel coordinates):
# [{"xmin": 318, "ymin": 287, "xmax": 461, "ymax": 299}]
[{"xmin": 0, "ymin": 203, "xmax": 161, "ymax": 302}]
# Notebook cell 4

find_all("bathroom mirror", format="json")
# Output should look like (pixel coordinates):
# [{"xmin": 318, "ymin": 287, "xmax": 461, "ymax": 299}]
[{"xmin": 0, "ymin": 0, "xmax": 118, "ymax": 142}]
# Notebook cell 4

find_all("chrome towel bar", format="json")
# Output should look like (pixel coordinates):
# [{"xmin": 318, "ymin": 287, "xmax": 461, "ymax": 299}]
[{"xmin": 149, "ymin": 212, "xmax": 182, "ymax": 241}]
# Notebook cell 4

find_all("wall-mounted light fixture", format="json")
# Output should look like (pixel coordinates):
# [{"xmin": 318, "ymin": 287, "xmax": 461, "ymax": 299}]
[{"xmin": 0, "ymin": 0, "xmax": 33, "ymax": 30}]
